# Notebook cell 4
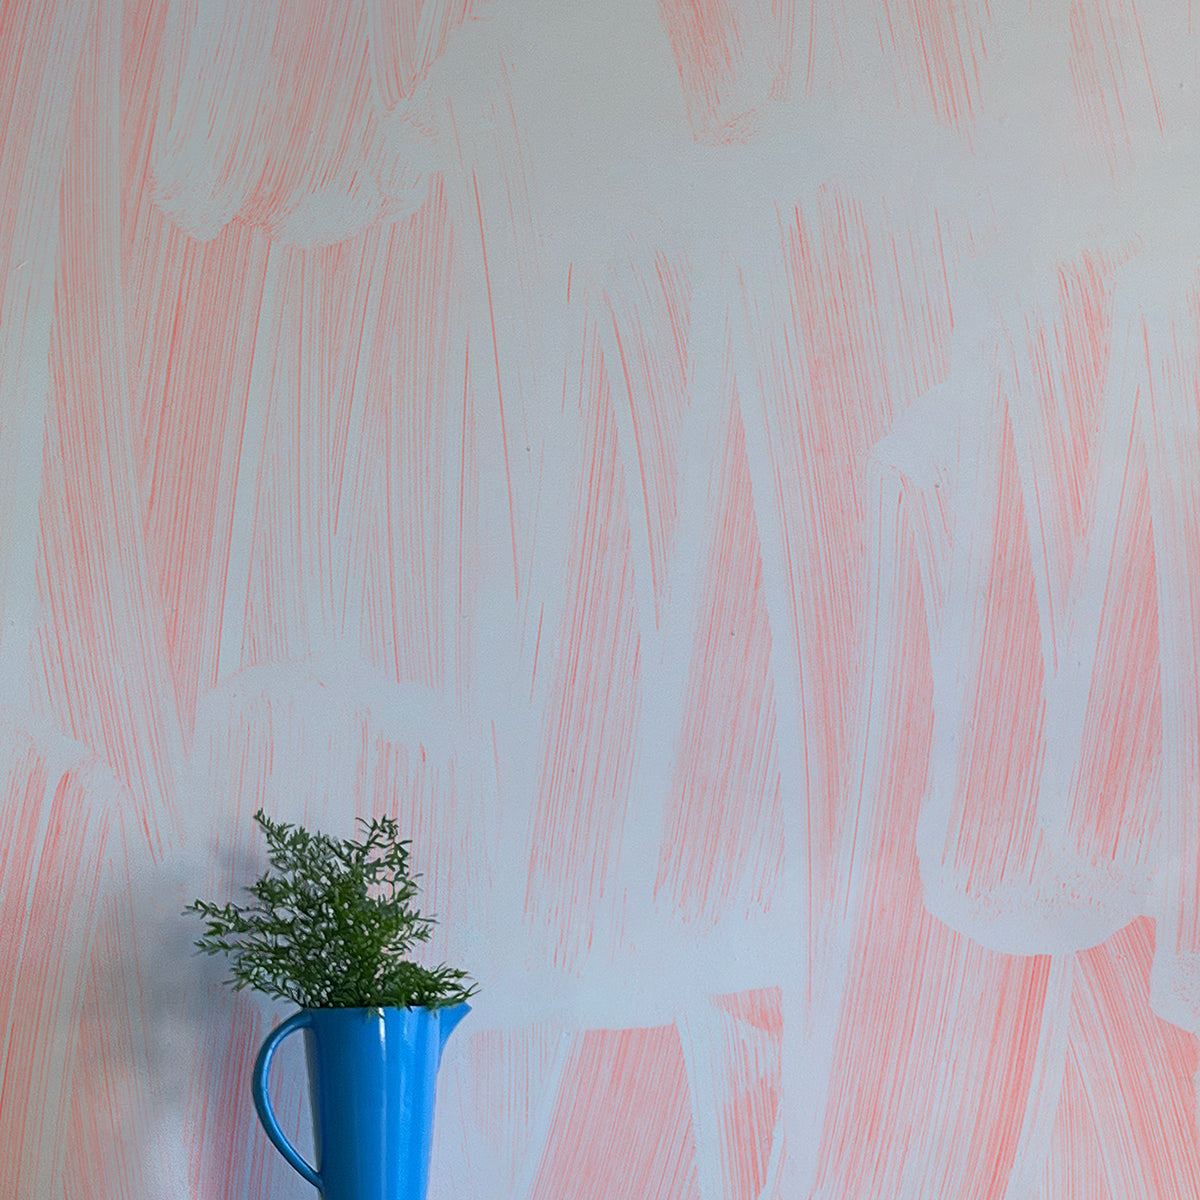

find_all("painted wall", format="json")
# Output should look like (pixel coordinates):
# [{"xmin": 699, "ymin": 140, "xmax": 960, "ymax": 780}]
[{"xmin": 3, "ymin": 1, "xmax": 1199, "ymax": 1197}]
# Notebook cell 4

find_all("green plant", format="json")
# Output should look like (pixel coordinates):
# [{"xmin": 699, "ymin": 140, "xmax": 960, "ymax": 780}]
[{"xmin": 186, "ymin": 809, "xmax": 474, "ymax": 1009}]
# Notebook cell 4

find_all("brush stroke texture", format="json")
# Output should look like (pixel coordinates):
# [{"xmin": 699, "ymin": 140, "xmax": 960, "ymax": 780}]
[
  {"xmin": 527, "ymin": 1025, "xmax": 699, "ymax": 1200},
  {"xmin": 525, "ymin": 319, "xmax": 642, "ymax": 970},
  {"xmin": 5, "ymin": 3, "xmax": 1200, "ymax": 1199},
  {"xmin": 36, "ymin": 0, "xmax": 184, "ymax": 854},
  {"xmin": 0, "ymin": 715, "xmax": 113, "ymax": 1200},
  {"xmin": 655, "ymin": 396, "xmax": 782, "ymax": 927}
]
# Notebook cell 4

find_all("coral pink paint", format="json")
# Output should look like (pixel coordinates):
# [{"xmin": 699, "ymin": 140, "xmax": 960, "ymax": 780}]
[
  {"xmin": 656, "ymin": 0, "xmax": 793, "ymax": 142},
  {"xmin": 0, "ymin": 729, "xmax": 109, "ymax": 1200},
  {"xmin": 528, "ymin": 1025, "xmax": 700, "ymax": 1200},
  {"xmin": 371, "ymin": 0, "xmax": 484, "ymax": 108},
  {"xmin": 7, "ymin": 1, "xmax": 1200, "ymax": 1197},
  {"xmin": 36, "ymin": 0, "xmax": 182, "ymax": 854},
  {"xmin": 604, "ymin": 242, "xmax": 692, "ymax": 624},
  {"xmin": 1063, "ymin": 919, "xmax": 1200, "ymax": 1197},
  {"xmin": 683, "ymin": 990, "xmax": 783, "ymax": 1200},
  {"xmin": 1069, "ymin": 0, "xmax": 1165, "ymax": 170},
  {"xmin": 655, "ymin": 397, "xmax": 782, "ymax": 924},
  {"xmin": 742, "ymin": 188, "xmax": 951, "ymax": 929},
  {"xmin": 812, "ymin": 556, "xmax": 1054, "ymax": 1199},
  {"xmin": 525, "ymin": 319, "xmax": 641, "ymax": 969}
]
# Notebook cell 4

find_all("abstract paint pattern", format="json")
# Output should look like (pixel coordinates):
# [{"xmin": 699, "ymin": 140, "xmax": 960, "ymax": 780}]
[{"xmin": 4, "ymin": 2, "xmax": 1200, "ymax": 1198}]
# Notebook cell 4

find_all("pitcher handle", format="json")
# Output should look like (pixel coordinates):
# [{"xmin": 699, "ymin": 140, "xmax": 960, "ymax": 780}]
[{"xmin": 252, "ymin": 1010, "xmax": 321, "ymax": 1190}]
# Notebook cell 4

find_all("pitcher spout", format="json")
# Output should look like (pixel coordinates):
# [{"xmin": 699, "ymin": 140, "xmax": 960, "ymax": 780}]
[{"xmin": 438, "ymin": 1002, "xmax": 470, "ymax": 1050}]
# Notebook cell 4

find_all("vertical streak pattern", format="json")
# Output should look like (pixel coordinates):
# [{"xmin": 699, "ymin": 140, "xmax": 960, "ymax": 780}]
[
  {"xmin": 1137, "ymin": 286, "xmax": 1200, "ymax": 1033},
  {"xmin": 0, "ymin": 0, "xmax": 92, "ymax": 705},
  {"xmin": 6, "ymin": 2, "xmax": 1200, "ymax": 1198},
  {"xmin": 604, "ymin": 241, "xmax": 692, "ymax": 624},
  {"xmin": 36, "ymin": 0, "xmax": 183, "ymax": 852},
  {"xmin": 742, "ymin": 188, "xmax": 950, "ymax": 927},
  {"xmin": 370, "ymin": 0, "xmax": 483, "ymax": 107},
  {"xmin": 656, "ymin": 0, "xmax": 795, "ymax": 142},
  {"xmin": 525, "ymin": 320, "xmax": 641, "ymax": 969},
  {"xmin": 528, "ymin": 1026, "xmax": 700, "ymax": 1200},
  {"xmin": 655, "ymin": 396, "xmax": 782, "ymax": 924},
  {"xmin": 0, "ymin": 721, "xmax": 111, "ymax": 1200}
]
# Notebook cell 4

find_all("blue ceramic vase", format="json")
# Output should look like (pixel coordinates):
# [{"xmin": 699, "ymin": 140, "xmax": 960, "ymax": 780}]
[{"xmin": 252, "ymin": 1004, "xmax": 470, "ymax": 1200}]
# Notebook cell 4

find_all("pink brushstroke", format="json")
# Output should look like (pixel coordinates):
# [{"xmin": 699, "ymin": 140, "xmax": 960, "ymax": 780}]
[
  {"xmin": 655, "ymin": 395, "xmax": 783, "ymax": 926},
  {"xmin": 0, "ymin": 716, "xmax": 112, "ymax": 1200},
  {"xmin": 527, "ymin": 1025, "xmax": 700, "ymax": 1200},
  {"xmin": 6, "ymin": 2, "xmax": 1200, "ymax": 1198},
  {"xmin": 525, "ymin": 318, "xmax": 642, "ymax": 970}
]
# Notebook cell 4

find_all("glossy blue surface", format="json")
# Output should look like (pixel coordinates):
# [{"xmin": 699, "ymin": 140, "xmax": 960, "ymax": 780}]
[{"xmin": 252, "ymin": 1004, "xmax": 470, "ymax": 1200}]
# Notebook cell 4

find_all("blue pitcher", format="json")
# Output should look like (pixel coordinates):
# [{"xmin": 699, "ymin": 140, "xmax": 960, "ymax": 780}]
[{"xmin": 252, "ymin": 1004, "xmax": 470, "ymax": 1200}]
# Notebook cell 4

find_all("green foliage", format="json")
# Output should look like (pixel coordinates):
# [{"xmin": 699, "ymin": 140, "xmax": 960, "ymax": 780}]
[{"xmin": 186, "ymin": 810, "xmax": 475, "ymax": 1010}]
